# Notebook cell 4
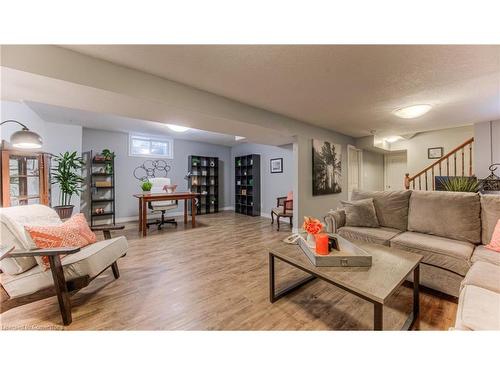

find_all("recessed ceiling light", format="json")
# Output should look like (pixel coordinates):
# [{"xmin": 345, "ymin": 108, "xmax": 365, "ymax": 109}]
[
  {"xmin": 384, "ymin": 135, "xmax": 403, "ymax": 143},
  {"xmin": 235, "ymin": 136, "xmax": 246, "ymax": 141},
  {"xmin": 166, "ymin": 124, "xmax": 190, "ymax": 132},
  {"xmin": 393, "ymin": 104, "xmax": 432, "ymax": 119}
]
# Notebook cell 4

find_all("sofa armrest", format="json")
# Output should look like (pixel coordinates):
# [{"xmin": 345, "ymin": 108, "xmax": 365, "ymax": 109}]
[
  {"xmin": 90, "ymin": 225, "xmax": 125, "ymax": 232},
  {"xmin": 8, "ymin": 247, "xmax": 81, "ymax": 258},
  {"xmin": 324, "ymin": 209, "xmax": 346, "ymax": 234},
  {"xmin": 0, "ymin": 245, "xmax": 15, "ymax": 261},
  {"xmin": 91, "ymin": 225, "xmax": 125, "ymax": 240}
]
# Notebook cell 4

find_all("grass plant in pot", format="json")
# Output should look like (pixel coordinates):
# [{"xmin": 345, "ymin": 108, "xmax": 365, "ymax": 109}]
[{"xmin": 51, "ymin": 151, "xmax": 85, "ymax": 219}]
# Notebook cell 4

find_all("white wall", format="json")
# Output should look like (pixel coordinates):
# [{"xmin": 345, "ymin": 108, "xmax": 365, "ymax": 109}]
[
  {"xmin": 0, "ymin": 100, "xmax": 83, "ymax": 210},
  {"xmin": 362, "ymin": 151, "xmax": 385, "ymax": 191},
  {"xmin": 230, "ymin": 143, "xmax": 293, "ymax": 217},
  {"xmin": 82, "ymin": 128, "xmax": 232, "ymax": 221},
  {"xmin": 474, "ymin": 120, "xmax": 500, "ymax": 179},
  {"xmin": 391, "ymin": 125, "xmax": 474, "ymax": 176}
]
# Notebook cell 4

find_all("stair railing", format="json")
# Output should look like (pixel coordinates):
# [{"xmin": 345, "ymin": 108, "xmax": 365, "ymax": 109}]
[{"xmin": 404, "ymin": 137, "xmax": 474, "ymax": 190}]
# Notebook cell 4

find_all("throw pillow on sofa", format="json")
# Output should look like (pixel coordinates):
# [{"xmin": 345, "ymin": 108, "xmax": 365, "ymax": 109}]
[
  {"xmin": 341, "ymin": 198, "xmax": 380, "ymax": 228},
  {"xmin": 351, "ymin": 189, "xmax": 411, "ymax": 231},
  {"xmin": 25, "ymin": 213, "xmax": 97, "ymax": 270},
  {"xmin": 485, "ymin": 219, "xmax": 500, "ymax": 252}
]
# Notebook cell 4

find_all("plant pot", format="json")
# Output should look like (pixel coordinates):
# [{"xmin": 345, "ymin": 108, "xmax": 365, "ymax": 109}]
[{"xmin": 53, "ymin": 205, "xmax": 74, "ymax": 220}]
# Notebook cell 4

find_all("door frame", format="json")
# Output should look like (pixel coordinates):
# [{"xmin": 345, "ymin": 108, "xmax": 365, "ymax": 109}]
[
  {"xmin": 347, "ymin": 145, "xmax": 363, "ymax": 199},
  {"xmin": 384, "ymin": 151, "xmax": 407, "ymax": 191}
]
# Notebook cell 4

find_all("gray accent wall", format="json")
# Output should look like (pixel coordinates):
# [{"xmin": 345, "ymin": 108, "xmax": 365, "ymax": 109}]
[
  {"xmin": 230, "ymin": 143, "xmax": 294, "ymax": 216},
  {"xmin": 82, "ymin": 128, "xmax": 232, "ymax": 219}
]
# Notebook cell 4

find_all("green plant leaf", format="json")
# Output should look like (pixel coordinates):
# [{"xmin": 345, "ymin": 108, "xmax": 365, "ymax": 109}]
[{"xmin": 440, "ymin": 176, "xmax": 481, "ymax": 192}]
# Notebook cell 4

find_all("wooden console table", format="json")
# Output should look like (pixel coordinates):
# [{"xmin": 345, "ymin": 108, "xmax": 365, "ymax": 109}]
[{"xmin": 133, "ymin": 192, "xmax": 199, "ymax": 237}]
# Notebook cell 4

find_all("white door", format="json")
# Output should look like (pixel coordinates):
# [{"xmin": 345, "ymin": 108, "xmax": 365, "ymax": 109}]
[
  {"xmin": 347, "ymin": 145, "xmax": 363, "ymax": 199},
  {"xmin": 384, "ymin": 152, "xmax": 407, "ymax": 190}
]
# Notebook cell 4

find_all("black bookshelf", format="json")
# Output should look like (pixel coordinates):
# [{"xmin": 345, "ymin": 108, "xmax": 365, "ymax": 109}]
[
  {"xmin": 188, "ymin": 155, "xmax": 219, "ymax": 215},
  {"xmin": 235, "ymin": 154, "xmax": 261, "ymax": 216},
  {"xmin": 89, "ymin": 150, "xmax": 116, "ymax": 226}
]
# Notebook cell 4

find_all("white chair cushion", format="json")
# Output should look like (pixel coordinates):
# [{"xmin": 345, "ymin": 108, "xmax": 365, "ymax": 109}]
[
  {"xmin": 2, "ymin": 236, "xmax": 128, "ymax": 298},
  {"xmin": 455, "ymin": 285, "xmax": 500, "ymax": 330},
  {"xmin": 148, "ymin": 177, "xmax": 178, "ymax": 208}
]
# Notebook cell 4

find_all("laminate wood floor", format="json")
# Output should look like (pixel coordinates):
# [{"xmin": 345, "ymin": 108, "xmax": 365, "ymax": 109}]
[{"xmin": 0, "ymin": 212, "xmax": 457, "ymax": 330}]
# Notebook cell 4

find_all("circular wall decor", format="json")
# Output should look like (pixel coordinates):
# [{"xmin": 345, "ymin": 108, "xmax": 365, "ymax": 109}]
[{"xmin": 133, "ymin": 160, "xmax": 171, "ymax": 181}]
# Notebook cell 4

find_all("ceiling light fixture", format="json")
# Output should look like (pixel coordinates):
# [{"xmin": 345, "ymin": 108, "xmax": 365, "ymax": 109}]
[
  {"xmin": 384, "ymin": 135, "xmax": 403, "ymax": 143},
  {"xmin": 235, "ymin": 136, "xmax": 246, "ymax": 141},
  {"xmin": 393, "ymin": 104, "xmax": 432, "ymax": 119},
  {"xmin": 166, "ymin": 124, "xmax": 190, "ymax": 132},
  {"xmin": 0, "ymin": 120, "xmax": 43, "ymax": 149}
]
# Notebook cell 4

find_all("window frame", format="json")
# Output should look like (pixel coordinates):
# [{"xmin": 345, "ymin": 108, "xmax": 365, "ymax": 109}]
[{"xmin": 128, "ymin": 133, "xmax": 174, "ymax": 159}]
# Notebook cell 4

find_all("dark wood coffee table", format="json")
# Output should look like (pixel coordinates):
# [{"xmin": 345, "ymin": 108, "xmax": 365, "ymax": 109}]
[{"xmin": 269, "ymin": 240, "xmax": 422, "ymax": 330}]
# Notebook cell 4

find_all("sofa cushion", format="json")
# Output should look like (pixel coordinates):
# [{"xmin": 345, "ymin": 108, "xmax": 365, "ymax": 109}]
[
  {"xmin": 2, "ymin": 236, "xmax": 128, "ymax": 298},
  {"xmin": 455, "ymin": 285, "xmax": 500, "ymax": 330},
  {"xmin": 0, "ymin": 220, "xmax": 37, "ymax": 275},
  {"xmin": 407, "ymin": 190, "xmax": 481, "ymax": 244},
  {"xmin": 390, "ymin": 231, "xmax": 474, "ymax": 276},
  {"xmin": 340, "ymin": 198, "xmax": 379, "ymax": 228},
  {"xmin": 0, "ymin": 204, "xmax": 62, "ymax": 275},
  {"xmin": 471, "ymin": 245, "xmax": 500, "ymax": 266},
  {"xmin": 338, "ymin": 226, "xmax": 401, "ymax": 246},
  {"xmin": 481, "ymin": 194, "xmax": 500, "ymax": 245},
  {"xmin": 351, "ymin": 190, "xmax": 411, "ymax": 231},
  {"xmin": 461, "ymin": 261, "xmax": 500, "ymax": 294}
]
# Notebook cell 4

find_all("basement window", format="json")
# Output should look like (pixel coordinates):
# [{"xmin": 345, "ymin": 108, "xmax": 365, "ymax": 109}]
[{"xmin": 129, "ymin": 134, "xmax": 174, "ymax": 159}]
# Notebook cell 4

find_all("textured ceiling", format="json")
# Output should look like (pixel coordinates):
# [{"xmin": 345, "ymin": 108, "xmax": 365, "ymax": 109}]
[
  {"xmin": 26, "ymin": 101, "xmax": 242, "ymax": 147},
  {"xmin": 63, "ymin": 45, "xmax": 500, "ymax": 137}
]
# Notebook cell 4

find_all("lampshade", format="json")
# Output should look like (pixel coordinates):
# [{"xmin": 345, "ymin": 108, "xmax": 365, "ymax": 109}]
[{"xmin": 10, "ymin": 128, "xmax": 43, "ymax": 149}]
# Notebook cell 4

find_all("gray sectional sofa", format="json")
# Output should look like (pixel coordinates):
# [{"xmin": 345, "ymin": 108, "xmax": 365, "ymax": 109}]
[{"xmin": 324, "ymin": 190, "xmax": 500, "ymax": 329}]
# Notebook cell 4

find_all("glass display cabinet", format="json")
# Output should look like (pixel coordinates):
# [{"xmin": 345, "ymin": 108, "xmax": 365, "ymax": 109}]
[{"xmin": 1, "ymin": 147, "xmax": 51, "ymax": 207}]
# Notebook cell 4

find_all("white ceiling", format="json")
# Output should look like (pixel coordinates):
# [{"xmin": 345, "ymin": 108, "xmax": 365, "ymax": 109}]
[
  {"xmin": 63, "ymin": 45, "xmax": 500, "ymax": 137},
  {"xmin": 25, "ymin": 101, "xmax": 243, "ymax": 147}
]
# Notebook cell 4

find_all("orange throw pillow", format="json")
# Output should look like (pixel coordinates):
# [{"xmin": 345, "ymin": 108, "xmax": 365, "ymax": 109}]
[
  {"xmin": 25, "ymin": 213, "xmax": 97, "ymax": 270},
  {"xmin": 485, "ymin": 219, "xmax": 500, "ymax": 252},
  {"xmin": 286, "ymin": 191, "xmax": 293, "ymax": 201}
]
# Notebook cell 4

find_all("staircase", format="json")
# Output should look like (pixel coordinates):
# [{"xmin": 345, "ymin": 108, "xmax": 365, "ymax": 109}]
[{"xmin": 404, "ymin": 137, "xmax": 474, "ymax": 190}]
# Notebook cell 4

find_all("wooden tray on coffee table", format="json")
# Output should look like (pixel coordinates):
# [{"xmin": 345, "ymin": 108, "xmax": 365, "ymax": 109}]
[{"xmin": 298, "ymin": 234, "xmax": 372, "ymax": 267}]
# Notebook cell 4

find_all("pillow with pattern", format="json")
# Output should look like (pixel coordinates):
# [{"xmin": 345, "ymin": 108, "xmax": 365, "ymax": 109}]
[{"xmin": 25, "ymin": 213, "xmax": 96, "ymax": 270}]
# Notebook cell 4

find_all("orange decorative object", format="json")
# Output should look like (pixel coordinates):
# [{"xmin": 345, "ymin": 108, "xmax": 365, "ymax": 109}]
[
  {"xmin": 303, "ymin": 216, "xmax": 323, "ymax": 235},
  {"xmin": 315, "ymin": 233, "xmax": 329, "ymax": 255}
]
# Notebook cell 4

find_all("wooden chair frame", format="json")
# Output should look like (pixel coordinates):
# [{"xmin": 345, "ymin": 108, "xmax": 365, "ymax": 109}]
[
  {"xmin": 271, "ymin": 196, "xmax": 293, "ymax": 231},
  {"xmin": 0, "ymin": 225, "xmax": 125, "ymax": 326}
]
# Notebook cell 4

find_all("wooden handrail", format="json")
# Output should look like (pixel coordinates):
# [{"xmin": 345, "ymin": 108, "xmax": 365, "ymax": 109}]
[{"xmin": 405, "ymin": 137, "xmax": 474, "ymax": 189}]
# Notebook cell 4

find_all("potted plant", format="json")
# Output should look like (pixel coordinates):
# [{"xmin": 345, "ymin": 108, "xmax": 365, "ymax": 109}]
[
  {"xmin": 101, "ymin": 149, "xmax": 115, "ymax": 174},
  {"xmin": 141, "ymin": 181, "xmax": 153, "ymax": 192},
  {"xmin": 102, "ymin": 149, "xmax": 115, "ymax": 161},
  {"xmin": 440, "ymin": 176, "xmax": 481, "ymax": 192},
  {"xmin": 51, "ymin": 151, "xmax": 85, "ymax": 219}
]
